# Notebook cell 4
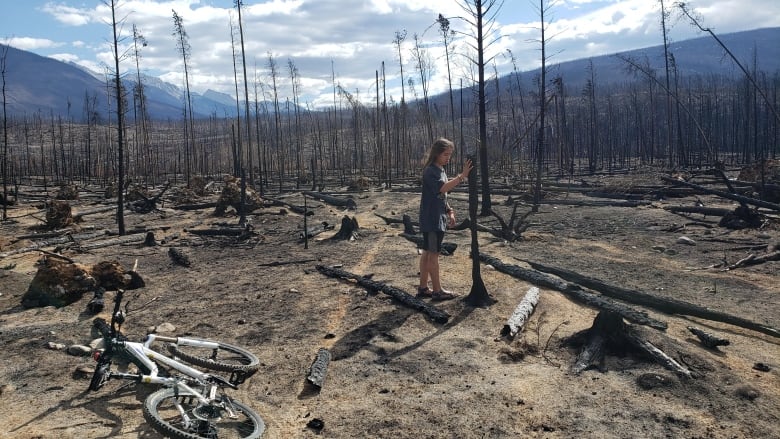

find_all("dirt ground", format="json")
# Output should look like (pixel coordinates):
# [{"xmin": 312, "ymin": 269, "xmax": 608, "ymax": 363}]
[{"xmin": 0, "ymin": 170, "xmax": 778, "ymax": 439}]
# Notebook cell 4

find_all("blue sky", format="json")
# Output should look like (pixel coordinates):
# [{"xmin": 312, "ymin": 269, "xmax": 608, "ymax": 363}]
[{"xmin": 2, "ymin": 0, "xmax": 780, "ymax": 108}]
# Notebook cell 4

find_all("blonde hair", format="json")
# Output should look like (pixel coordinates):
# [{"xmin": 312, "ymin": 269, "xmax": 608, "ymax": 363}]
[{"xmin": 423, "ymin": 138, "xmax": 455, "ymax": 168}]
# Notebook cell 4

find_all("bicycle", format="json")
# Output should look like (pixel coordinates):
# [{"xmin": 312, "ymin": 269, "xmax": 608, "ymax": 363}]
[{"xmin": 88, "ymin": 289, "xmax": 265, "ymax": 439}]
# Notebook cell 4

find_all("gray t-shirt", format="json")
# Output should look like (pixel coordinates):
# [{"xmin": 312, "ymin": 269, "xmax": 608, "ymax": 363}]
[{"xmin": 419, "ymin": 165, "xmax": 448, "ymax": 232}]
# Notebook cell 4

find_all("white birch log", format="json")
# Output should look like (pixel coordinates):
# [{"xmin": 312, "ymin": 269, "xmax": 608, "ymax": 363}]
[{"xmin": 500, "ymin": 286, "xmax": 540, "ymax": 339}]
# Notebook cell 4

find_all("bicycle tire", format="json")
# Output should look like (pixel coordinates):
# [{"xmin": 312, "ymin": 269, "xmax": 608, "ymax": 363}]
[
  {"xmin": 88, "ymin": 360, "xmax": 111, "ymax": 391},
  {"xmin": 143, "ymin": 388, "xmax": 265, "ymax": 439},
  {"xmin": 167, "ymin": 339, "xmax": 260, "ymax": 375}
]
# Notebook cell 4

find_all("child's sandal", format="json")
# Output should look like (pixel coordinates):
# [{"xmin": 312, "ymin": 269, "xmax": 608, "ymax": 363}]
[
  {"xmin": 431, "ymin": 289, "xmax": 457, "ymax": 301},
  {"xmin": 416, "ymin": 286, "xmax": 433, "ymax": 298}
]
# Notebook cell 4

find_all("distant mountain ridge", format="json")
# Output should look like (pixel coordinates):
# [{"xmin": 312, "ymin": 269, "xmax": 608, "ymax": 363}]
[
  {"xmin": 1, "ymin": 46, "xmax": 239, "ymax": 121},
  {"xmin": 2, "ymin": 27, "xmax": 779, "ymax": 121},
  {"xmin": 506, "ymin": 27, "xmax": 780, "ymax": 93}
]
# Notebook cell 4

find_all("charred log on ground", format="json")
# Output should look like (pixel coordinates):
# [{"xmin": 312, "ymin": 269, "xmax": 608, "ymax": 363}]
[{"xmin": 315, "ymin": 265, "xmax": 450, "ymax": 323}]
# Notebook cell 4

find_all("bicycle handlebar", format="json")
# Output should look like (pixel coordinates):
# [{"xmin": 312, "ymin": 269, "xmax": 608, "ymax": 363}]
[{"xmin": 93, "ymin": 317, "xmax": 112, "ymax": 338}]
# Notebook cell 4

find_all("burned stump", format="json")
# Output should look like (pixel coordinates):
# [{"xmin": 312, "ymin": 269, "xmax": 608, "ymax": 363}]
[
  {"xmin": 329, "ymin": 216, "xmax": 359, "ymax": 241},
  {"xmin": 566, "ymin": 311, "xmax": 692, "ymax": 378}
]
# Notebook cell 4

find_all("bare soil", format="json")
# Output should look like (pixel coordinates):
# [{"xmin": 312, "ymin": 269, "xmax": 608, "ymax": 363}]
[{"xmin": 0, "ymin": 171, "xmax": 779, "ymax": 439}]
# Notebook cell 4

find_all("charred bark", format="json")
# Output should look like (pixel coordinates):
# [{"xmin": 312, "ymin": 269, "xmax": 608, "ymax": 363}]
[
  {"xmin": 329, "ymin": 216, "xmax": 359, "ymax": 241},
  {"xmin": 306, "ymin": 348, "xmax": 331, "ymax": 389},
  {"xmin": 315, "ymin": 265, "xmax": 450, "ymax": 323},
  {"xmin": 686, "ymin": 326, "xmax": 730, "ymax": 349}
]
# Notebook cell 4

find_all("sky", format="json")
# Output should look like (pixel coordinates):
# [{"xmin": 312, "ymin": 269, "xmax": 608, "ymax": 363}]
[{"xmin": 2, "ymin": 0, "xmax": 780, "ymax": 109}]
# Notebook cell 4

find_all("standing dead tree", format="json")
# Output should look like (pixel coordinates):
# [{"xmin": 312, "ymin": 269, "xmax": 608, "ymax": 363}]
[{"xmin": 106, "ymin": 0, "xmax": 127, "ymax": 235}]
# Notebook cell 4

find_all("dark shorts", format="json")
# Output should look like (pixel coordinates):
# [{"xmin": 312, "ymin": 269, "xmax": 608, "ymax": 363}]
[{"xmin": 421, "ymin": 231, "xmax": 444, "ymax": 252}]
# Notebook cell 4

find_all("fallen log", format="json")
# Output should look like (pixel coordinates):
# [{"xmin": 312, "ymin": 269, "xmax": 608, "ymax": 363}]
[
  {"xmin": 373, "ymin": 212, "xmax": 404, "ymax": 226},
  {"xmin": 519, "ymin": 258, "xmax": 780, "ymax": 339},
  {"xmin": 660, "ymin": 175, "xmax": 780, "ymax": 211},
  {"xmin": 172, "ymin": 201, "xmax": 218, "ymax": 211},
  {"xmin": 687, "ymin": 326, "xmax": 730, "ymax": 349},
  {"xmin": 264, "ymin": 195, "xmax": 312, "ymax": 216},
  {"xmin": 479, "ymin": 253, "xmax": 667, "ymax": 330},
  {"xmin": 73, "ymin": 205, "xmax": 116, "ymax": 221},
  {"xmin": 14, "ymin": 227, "xmax": 81, "ymax": 241},
  {"xmin": 0, "ymin": 229, "xmax": 108, "ymax": 258},
  {"xmin": 541, "ymin": 199, "xmax": 651, "ymax": 207},
  {"xmin": 500, "ymin": 287, "xmax": 540, "ymax": 340},
  {"xmin": 726, "ymin": 250, "xmax": 780, "ymax": 270},
  {"xmin": 306, "ymin": 348, "xmax": 331, "ymax": 389},
  {"xmin": 301, "ymin": 191, "xmax": 356, "ymax": 210},
  {"xmin": 186, "ymin": 226, "xmax": 254, "ymax": 238},
  {"xmin": 663, "ymin": 206, "xmax": 731, "ymax": 216},
  {"xmin": 299, "ymin": 222, "xmax": 334, "ymax": 240},
  {"xmin": 256, "ymin": 258, "xmax": 316, "ymax": 267},
  {"xmin": 77, "ymin": 232, "xmax": 148, "ymax": 250},
  {"xmin": 315, "ymin": 265, "xmax": 450, "ymax": 324}
]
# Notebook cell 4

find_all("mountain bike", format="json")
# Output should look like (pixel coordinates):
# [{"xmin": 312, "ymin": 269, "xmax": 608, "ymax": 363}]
[{"xmin": 88, "ymin": 289, "xmax": 265, "ymax": 439}]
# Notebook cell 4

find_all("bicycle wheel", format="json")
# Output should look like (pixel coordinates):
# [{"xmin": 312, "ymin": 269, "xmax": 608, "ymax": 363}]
[
  {"xmin": 143, "ymin": 388, "xmax": 265, "ymax": 439},
  {"xmin": 167, "ymin": 339, "xmax": 259, "ymax": 375}
]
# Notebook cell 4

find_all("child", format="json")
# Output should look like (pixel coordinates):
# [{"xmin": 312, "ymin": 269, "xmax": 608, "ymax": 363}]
[{"xmin": 418, "ymin": 138, "xmax": 473, "ymax": 300}]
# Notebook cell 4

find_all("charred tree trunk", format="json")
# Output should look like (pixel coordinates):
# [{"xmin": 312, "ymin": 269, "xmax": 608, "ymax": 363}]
[
  {"xmin": 480, "ymin": 253, "xmax": 667, "ymax": 330},
  {"xmin": 520, "ymin": 258, "xmax": 780, "ymax": 338}
]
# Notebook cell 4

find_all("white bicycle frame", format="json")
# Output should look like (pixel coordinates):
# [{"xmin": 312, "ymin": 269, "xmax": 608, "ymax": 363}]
[{"xmin": 116, "ymin": 334, "xmax": 227, "ymax": 406}]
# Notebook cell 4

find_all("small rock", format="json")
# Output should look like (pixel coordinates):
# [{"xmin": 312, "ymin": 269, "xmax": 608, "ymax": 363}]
[
  {"xmin": 636, "ymin": 373, "xmax": 674, "ymax": 390},
  {"xmin": 652, "ymin": 245, "xmax": 666, "ymax": 252},
  {"xmin": 677, "ymin": 236, "xmax": 696, "ymax": 246},
  {"xmin": 735, "ymin": 385, "xmax": 760, "ymax": 401},
  {"xmin": 67, "ymin": 345, "xmax": 93, "ymax": 356},
  {"xmin": 46, "ymin": 341, "xmax": 67, "ymax": 351},
  {"xmin": 154, "ymin": 322, "xmax": 176, "ymax": 333},
  {"xmin": 753, "ymin": 362, "xmax": 771, "ymax": 372},
  {"xmin": 664, "ymin": 248, "xmax": 678, "ymax": 255},
  {"xmin": 0, "ymin": 383, "xmax": 15, "ymax": 396},
  {"xmin": 74, "ymin": 365, "xmax": 95, "ymax": 379},
  {"xmin": 306, "ymin": 418, "xmax": 324, "ymax": 432},
  {"xmin": 289, "ymin": 288, "xmax": 300, "ymax": 293}
]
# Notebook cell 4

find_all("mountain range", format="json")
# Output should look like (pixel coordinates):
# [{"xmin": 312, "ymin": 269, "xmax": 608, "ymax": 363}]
[{"xmin": 1, "ymin": 27, "xmax": 778, "ymax": 122}]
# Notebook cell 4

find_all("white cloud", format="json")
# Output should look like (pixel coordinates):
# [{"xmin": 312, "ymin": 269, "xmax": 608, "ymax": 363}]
[
  {"xmin": 42, "ymin": 3, "xmax": 94, "ymax": 26},
  {"xmin": 7, "ymin": 37, "xmax": 62, "ymax": 51}
]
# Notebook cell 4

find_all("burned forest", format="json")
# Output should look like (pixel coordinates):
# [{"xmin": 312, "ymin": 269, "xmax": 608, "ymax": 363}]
[{"xmin": 1, "ymin": 3, "xmax": 780, "ymax": 438}]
